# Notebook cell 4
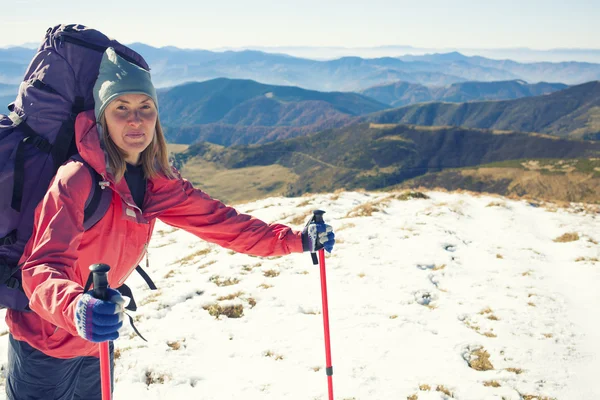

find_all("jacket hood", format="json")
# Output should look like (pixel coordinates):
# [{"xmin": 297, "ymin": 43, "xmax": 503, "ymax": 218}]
[{"xmin": 74, "ymin": 110, "xmax": 110, "ymax": 178}]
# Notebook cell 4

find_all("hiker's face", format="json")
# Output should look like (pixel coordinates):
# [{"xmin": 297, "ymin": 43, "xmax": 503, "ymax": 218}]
[{"xmin": 104, "ymin": 94, "xmax": 157, "ymax": 165}]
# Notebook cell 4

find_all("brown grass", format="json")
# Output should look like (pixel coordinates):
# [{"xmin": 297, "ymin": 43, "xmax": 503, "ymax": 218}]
[
  {"xmin": 436, "ymin": 385, "xmax": 453, "ymax": 397},
  {"xmin": 506, "ymin": 367, "xmax": 524, "ymax": 374},
  {"xmin": 217, "ymin": 291, "xmax": 244, "ymax": 301},
  {"xmin": 198, "ymin": 260, "xmax": 217, "ymax": 270},
  {"xmin": 167, "ymin": 340, "xmax": 184, "ymax": 350},
  {"xmin": 345, "ymin": 201, "xmax": 381, "ymax": 218},
  {"xmin": 263, "ymin": 269, "xmax": 280, "ymax": 278},
  {"xmin": 180, "ymin": 157, "xmax": 298, "ymax": 204},
  {"xmin": 496, "ymin": 254, "xmax": 504, "ymax": 259},
  {"xmin": 522, "ymin": 395, "xmax": 555, "ymax": 400},
  {"xmin": 467, "ymin": 348, "xmax": 494, "ymax": 371},
  {"xmin": 263, "ymin": 350, "xmax": 284, "ymax": 360},
  {"xmin": 484, "ymin": 380, "xmax": 501, "ymax": 387},
  {"xmin": 337, "ymin": 222, "xmax": 356, "ymax": 231},
  {"xmin": 203, "ymin": 303, "xmax": 244, "ymax": 319},
  {"xmin": 173, "ymin": 248, "xmax": 211, "ymax": 265},
  {"xmin": 575, "ymin": 257, "xmax": 599, "ymax": 262},
  {"xmin": 209, "ymin": 275, "xmax": 240, "ymax": 287},
  {"xmin": 289, "ymin": 214, "xmax": 308, "ymax": 225},
  {"xmin": 407, "ymin": 395, "xmax": 418, "ymax": 400},
  {"xmin": 553, "ymin": 232, "xmax": 580, "ymax": 243},
  {"xmin": 145, "ymin": 370, "xmax": 170, "ymax": 385},
  {"xmin": 394, "ymin": 191, "xmax": 430, "ymax": 201},
  {"xmin": 258, "ymin": 283, "xmax": 273, "ymax": 289}
]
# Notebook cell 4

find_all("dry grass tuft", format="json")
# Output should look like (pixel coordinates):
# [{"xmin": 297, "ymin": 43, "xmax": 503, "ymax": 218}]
[
  {"xmin": 289, "ymin": 214, "xmax": 309, "ymax": 225},
  {"xmin": 209, "ymin": 275, "xmax": 240, "ymax": 287},
  {"xmin": 407, "ymin": 395, "xmax": 418, "ymax": 400},
  {"xmin": 345, "ymin": 201, "xmax": 382, "ymax": 218},
  {"xmin": 164, "ymin": 270, "xmax": 176, "ymax": 278},
  {"xmin": 553, "ymin": 232, "xmax": 580, "ymax": 243},
  {"xmin": 436, "ymin": 385, "xmax": 453, "ymax": 397},
  {"xmin": 263, "ymin": 350, "xmax": 284, "ymax": 360},
  {"xmin": 198, "ymin": 260, "xmax": 217, "ymax": 270},
  {"xmin": 575, "ymin": 256, "xmax": 599, "ymax": 263},
  {"xmin": 496, "ymin": 254, "xmax": 504, "ymax": 259},
  {"xmin": 263, "ymin": 269, "xmax": 280, "ymax": 278},
  {"xmin": 483, "ymin": 380, "xmax": 501, "ymax": 387},
  {"xmin": 145, "ymin": 370, "xmax": 170, "ymax": 385},
  {"xmin": 389, "ymin": 315, "xmax": 398, "ymax": 319},
  {"xmin": 203, "ymin": 303, "xmax": 244, "ymax": 319},
  {"xmin": 506, "ymin": 367, "xmax": 524, "ymax": 374},
  {"xmin": 297, "ymin": 199, "xmax": 312, "ymax": 207},
  {"xmin": 419, "ymin": 384, "xmax": 431, "ymax": 391},
  {"xmin": 395, "ymin": 191, "xmax": 430, "ymax": 201},
  {"xmin": 217, "ymin": 291, "xmax": 244, "ymax": 301},
  {"xmin": 466, "ymin": 348, "xmax": 494, "ymax": 371},
  {"xmin": 522, "ymin": 395, "xmax": 555, "ymax": 400},
  {"xmin": 167, "ymin": 340, "xmax": 184, "ymax": 350},
  {"xmin": 337, "ymin": 222, "xmax": 356, "ymax": 231},
  {"xmin": 174, "ymin": 248, "xmax": 211, "ymax": 265},
  {"xmin": 258, "ymin": 283, "xmax": 273, "ymax": 289}
]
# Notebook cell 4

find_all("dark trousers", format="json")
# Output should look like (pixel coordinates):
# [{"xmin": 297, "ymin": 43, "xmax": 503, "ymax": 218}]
[{"xmin": 6, "ymin": 334, "xmax": 114, "ymax": 400}]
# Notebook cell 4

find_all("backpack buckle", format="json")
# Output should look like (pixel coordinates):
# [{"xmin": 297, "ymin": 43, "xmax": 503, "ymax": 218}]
[
  {"xmin": 8, "ymin": 112, "xmax": 22, "ymax": 126},
  {"xmin": 0, "ymin": 230, "xmax": 17, "ymax": 246},
  {"xmin": 24, "ymin": 135, "xmax": 53, "ymax": 153}
]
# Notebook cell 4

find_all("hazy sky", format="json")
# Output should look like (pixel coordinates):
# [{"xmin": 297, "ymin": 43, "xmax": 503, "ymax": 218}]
[{"xmin": 2, "ymin": 0, "xmax": 599, "ymax": 49}]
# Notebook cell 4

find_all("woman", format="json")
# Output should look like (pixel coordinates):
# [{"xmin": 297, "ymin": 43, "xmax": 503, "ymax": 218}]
[{"xmin": 5, "ymin": 48, "xmax": 334, "ymax": 400}]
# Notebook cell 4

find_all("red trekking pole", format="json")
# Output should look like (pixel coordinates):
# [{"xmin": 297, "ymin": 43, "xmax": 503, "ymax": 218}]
[
  {"xmin": 90, "ymin": 263, "xmax": 113, "ymax": 400},
  {"xmin": 310, "ymin": 210, "xmax": 334, "ymax": 400}
]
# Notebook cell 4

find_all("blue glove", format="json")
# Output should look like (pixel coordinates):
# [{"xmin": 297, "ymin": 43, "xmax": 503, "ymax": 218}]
[
  {"xmin": 74, "ymin": 288, "xmax": 125, "ymax": 343},
  {"xmin": 302, "ymin": 222, "xmax": 335, "ymax": 253}
]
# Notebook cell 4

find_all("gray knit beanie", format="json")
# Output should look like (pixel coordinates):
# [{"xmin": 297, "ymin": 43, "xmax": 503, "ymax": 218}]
[{"xmin": 93, "ymin": 47, "xmax": 158, "ymax": 121}]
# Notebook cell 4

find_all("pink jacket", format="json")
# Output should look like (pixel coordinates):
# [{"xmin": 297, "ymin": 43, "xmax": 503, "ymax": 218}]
[{"xmin": 6, "ymin": 110, "xmax": 303, "ymax": 359}]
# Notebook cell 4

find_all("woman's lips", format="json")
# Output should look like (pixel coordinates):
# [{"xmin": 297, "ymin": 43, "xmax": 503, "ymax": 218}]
[{"xmin": 126, "ymin": 131, "xmax": 145, "ymax": 138}]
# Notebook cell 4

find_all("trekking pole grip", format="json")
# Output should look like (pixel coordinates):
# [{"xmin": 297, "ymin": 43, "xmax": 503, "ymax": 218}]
[
  {"xmin": 90, "ymin": 263, "xmax": 110, "ymax": 300},
  {"xmin": 310, "ymin": 210, "xmax": 326, "ymax": 265}
]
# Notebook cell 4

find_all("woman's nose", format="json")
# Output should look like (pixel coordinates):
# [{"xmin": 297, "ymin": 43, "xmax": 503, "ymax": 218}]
[{"xmin": 128, "ymin": 111, "xmax": 142, "ymax": 126}]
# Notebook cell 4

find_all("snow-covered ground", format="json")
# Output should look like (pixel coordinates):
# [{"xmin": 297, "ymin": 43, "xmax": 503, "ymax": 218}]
[{"xmin": 0, "ymin": 190, "xmax": 598, "ymax": 400}]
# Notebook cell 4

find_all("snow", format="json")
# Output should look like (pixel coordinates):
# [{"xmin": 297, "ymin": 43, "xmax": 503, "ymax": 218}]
[{"xmin": 0, "ymin": 190, "xmax": 598, "ymax": 399}]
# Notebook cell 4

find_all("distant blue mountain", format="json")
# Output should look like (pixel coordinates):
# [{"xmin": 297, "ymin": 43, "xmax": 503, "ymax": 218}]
[
  {"xmin": 1, "ymin": 45, "xmax": 599, "ymax": 91},
  {"xmin": 361, "ymin": 79, "xmax": 568, "ymax": 107}
]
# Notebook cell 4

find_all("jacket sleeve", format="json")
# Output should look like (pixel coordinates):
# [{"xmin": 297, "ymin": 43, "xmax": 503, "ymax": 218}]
[
  {"xmin": 20, "ymin": 161, "xmax": 90, "ymax": 337},
  {"xmin": 152, "ymin": 170, "xmax": 304, "ymax": 257}
]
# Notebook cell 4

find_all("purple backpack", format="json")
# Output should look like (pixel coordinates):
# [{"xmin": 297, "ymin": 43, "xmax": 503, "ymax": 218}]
[{"xmin": 0, "ymin": 24, "xmax": 155, "ymax": 311}]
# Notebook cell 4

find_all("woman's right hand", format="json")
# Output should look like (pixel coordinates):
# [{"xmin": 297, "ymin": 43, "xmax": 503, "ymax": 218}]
[{"xmin": 74, "ymin": 288, "xmax": 125, "ymax": 342}]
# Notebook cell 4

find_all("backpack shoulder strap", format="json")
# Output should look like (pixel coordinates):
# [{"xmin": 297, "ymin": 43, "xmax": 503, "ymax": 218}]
[{"xmin": 69, "ymin": 155, "xmax": 112, "ymax": 230}]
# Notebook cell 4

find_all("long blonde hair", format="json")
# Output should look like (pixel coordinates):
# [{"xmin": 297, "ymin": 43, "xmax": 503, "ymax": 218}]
[{"xmin": 99, "ymin": 115, "xmax": 175, "ymax": 182}]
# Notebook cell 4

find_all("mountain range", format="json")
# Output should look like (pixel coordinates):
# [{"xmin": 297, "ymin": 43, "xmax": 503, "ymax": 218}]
[
  {"xmin": 2, "ymin": 44, "xmax": 600, "ymax": 91},
  {"xmin": 157, "ymin": 78, "xmax": 385, "ymax": 145},
  {"xmin": 361, "ymin": 80, "xmax": 567, "ymax": 107},
  {"xmin": 172, "ymin": 123, "xmax": 600, "ymax": 204},
  {"xmin": 366, "ymin": 81, "xmax": 600, "ymax": 140}
]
